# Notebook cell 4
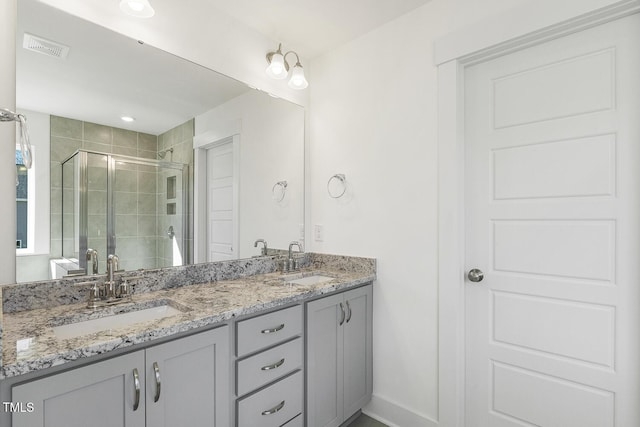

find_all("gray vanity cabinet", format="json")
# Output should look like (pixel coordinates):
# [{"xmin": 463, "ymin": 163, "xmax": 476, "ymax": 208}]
[
  {"xmin": 235, "ymin": 304, "xmax": 304, "ymax": 427},
  {"xmin": 12, "ymin": 351, "xmax": 146, "ymax": 427},
  {"xmin": 145, "ymin": 326, "xmax": 230, "ymax": 427},
  {"xmin": 11, "ymin": 326, "xmax": 229, "ymax": 427},
  {"xmin": 306, "ymin": 284, "xmax": 373, "ymax": 427}
]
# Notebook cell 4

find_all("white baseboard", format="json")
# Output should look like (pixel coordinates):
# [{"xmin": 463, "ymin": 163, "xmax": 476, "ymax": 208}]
[{"xmin": 363, "ymin": 394, "xmax": 438, "ymax": 427}]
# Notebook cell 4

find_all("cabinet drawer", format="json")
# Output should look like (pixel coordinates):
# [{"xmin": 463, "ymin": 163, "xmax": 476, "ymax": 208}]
[
  {"xmin": 237, "ymin": 305, "xmax": 302, "ymax": 356},
  {"xmin": 237, "ymin": 338, "xmax": 302, "ymax": 396},
  {"xmin": 282, "ymin": 413, "xmax": 303, "ymax": 427},
  {"xmin": 237, "ymin": 371, "xmax": 302, "ymax": 427}
]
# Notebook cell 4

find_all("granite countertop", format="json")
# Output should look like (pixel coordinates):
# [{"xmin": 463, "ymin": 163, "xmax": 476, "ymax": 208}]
[{"xmin": 1, "ymin": 268, "xmax": 374, "ymax": 379}]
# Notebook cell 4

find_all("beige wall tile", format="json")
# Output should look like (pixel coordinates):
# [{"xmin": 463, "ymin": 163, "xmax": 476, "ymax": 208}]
[
  {"xmin": 51, "ymin": 116, "xmax": 82, "ymax": 139},
  {"xmin": 84, "ymin": 122, "xmax": 112, "ymax": 144}
]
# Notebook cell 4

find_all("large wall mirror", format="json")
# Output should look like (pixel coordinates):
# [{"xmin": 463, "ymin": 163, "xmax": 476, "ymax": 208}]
[{"xmin": 15, "ymin": 0, "xmax": 304, "ymax": 283}]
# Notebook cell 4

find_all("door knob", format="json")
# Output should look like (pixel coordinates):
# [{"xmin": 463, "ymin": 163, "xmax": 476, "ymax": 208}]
[{"xmin": 467, "ymin": 269, "xmax": 484, "ymax": 282}]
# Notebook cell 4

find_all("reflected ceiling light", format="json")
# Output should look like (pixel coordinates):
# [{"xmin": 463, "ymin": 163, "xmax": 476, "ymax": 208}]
[
  {"xmin": 119, "ymin": 0, "xmax": 155, "ymax": 18},
  {"xmin": 121, "ymin": 116, "xmax": 135, "ymax": 122},
  {"xmin": 265, "ymin": 43, "xmax": 308, "ymax": 90}
]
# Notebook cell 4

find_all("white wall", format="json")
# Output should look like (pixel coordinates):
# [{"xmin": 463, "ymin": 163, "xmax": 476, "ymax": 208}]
[
  {"xmin": 307, "ymin": 0, "xmax": 527, "ymax": 425},
  {"xmin": 0, "ymin": 0, "xmax": 17, "ymax": 285},
  {"xmin": 194, "ymin": 90, "xmax": 305, "ymax": 258}
]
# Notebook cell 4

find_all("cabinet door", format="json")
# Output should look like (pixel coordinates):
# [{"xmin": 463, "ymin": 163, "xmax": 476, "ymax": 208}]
[
  {"xmin": 306, "ymin": 292, "xmax": 345, "ymax": 427},
  {"xmin": 145, "ymin": 326, "xmax": 230, "ymax": 427},
  {"xmin": 343, "ymin": 285, "xmax": 373, "ymax": 419},
  {"xmin": 12, "ymin": 351, "xmax": 145, "ymax": 427}
]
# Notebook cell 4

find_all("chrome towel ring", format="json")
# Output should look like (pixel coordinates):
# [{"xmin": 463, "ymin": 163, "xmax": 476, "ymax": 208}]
[{"xmin": 327, "ymin": 174, "xmax": 346, "ymax": 198}]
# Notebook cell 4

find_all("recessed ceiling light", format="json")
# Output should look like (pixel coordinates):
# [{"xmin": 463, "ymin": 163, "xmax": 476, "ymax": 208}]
[
  {"xmin": 119, "ymin": 0, "xmax": 155, "ymax": 18},
  {"xmin": 121, "ymin": 116, "xmax": 135, "ymax": 122}
]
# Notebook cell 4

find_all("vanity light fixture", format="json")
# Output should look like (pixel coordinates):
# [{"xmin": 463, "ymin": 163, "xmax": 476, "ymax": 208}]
[
  {"xmin": 119, "ymin": 0, "xmax": 155, "ymax": 18},
  {"xmin": 265, "ymin": 43, "xmax": 309, "ymax": 90}
]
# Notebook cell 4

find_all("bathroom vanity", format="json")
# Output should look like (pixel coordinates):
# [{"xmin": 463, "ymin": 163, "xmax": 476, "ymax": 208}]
[
  {"xmin": 0, "ymin": 254, "xmax": 374, "ymax": 427},
  {"xmin": 12, "ymin": 327, "xmax": 229, "ymax": 427}
]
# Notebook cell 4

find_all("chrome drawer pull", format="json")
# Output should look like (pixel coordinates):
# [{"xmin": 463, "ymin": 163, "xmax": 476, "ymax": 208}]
[
  {"xmin": 132, "ymin": 368, "xmax": 140, "ymax": 411},
  {"xmin": 261, "ymin": 323, "xmax": 285, "ymax": 334},
  {"xmin": 339, "ymin": 302, "xmax": 345, "ymax": 326},
  {"xmin": 261, "ymin": 358, "xmax": 285, "ymax": 371},
  {"xmin": 153, "ymin": 362, "xmax": 161, "ymax": 403},
  {"xmin": 345, "ymin": 301, "xmax": 352, "ymax": 323},
  {"xmin": 261, "ymin": 400, "xmax": 285, "ymax": 416}
]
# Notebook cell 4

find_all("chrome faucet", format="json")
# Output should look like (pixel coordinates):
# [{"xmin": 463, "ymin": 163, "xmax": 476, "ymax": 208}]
[
  {"xmin": 287, "ymin": 241, "xmax": 303, "ymax": 271},
  {"xmin": 86, "ymin": 253, "xmax": 133, "ymax": 308},
  {"xmin": 107, "ymin": 254, "xmax": 119, "ymax": 284},
  {"xmin": 104, "ymin": 254, "xmax": 120, "ymax": 298},
  {"xmin": 254, "ymin": 239, "xmax": 268, "ymax": 256},
  {"xmin": 86, "ymin": 248, "xmax": 98, "ymax": 275}
]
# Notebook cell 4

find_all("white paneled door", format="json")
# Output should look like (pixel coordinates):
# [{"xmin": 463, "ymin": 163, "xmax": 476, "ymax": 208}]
[
  {"xmin": 464, "ymin": 14, "xmax": 639, "ymax": 427},
  {"xmin": 206, "ymin": 139, "xmax": 238, "ymax": 262}
]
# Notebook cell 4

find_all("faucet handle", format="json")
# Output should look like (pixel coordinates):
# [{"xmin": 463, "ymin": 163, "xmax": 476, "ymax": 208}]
[
  {"xmin": 81, "ymin": 281, "xmax": 101, "ymax": 308},
  {"xmin": 115, "ymin": 280, "xmax": 134, "ymax": 299}
]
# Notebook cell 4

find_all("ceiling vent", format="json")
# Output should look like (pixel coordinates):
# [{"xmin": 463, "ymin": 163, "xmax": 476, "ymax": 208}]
[{"xmin": 23, "ymin": 33, "xmax": 70, "ymax": 59}]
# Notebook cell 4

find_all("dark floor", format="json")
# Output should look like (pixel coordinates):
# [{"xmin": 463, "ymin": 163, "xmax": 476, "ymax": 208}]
[{"xmin": 346, "ymin": 413, "xmax": 388, "ymax": 427}]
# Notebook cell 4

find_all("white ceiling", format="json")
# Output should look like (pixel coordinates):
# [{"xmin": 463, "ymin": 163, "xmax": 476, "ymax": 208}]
[{"xmin": 205, "ymin": 0, "xmax": 433, "ymax": 59}]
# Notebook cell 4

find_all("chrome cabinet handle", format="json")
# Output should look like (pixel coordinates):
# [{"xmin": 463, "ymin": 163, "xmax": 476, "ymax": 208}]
[
  {"xmin": 261, "ymin": 400, "xmax": 285, "ymax": 416},
  {"xmin": 345, "ymin": 301, "xmax": 352, "ymax": 323},
  {"xmin": 261, "ymin": 358, "xmax": 285, "ymax": 371},
  {"xmin": 153, "ymin": 362, "xmax": 161, "ymax": 403},
  {"xmin": 467, "ymin": 268, "xmax": 484, "ymax": 283},
  {"xmin": 339, "ymin": 302, "xmax": 346, "ymax": 326},
  {"xmin": 132, "ymin": 368, "xmax": 140, "ymax": 411},
  {"xmin": 261, "ymin": 324, "xmax": 285, "ymax": 334}
]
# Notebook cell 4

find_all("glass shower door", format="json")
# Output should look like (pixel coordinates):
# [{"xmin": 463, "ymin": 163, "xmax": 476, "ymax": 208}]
[
  {"xmin": 112, "ymin": 157, "xmax": 187, "ymax": 271},
  {"xmin": 62, "ymin": 150, "xmax": 188, "ymax": 275},
  {"xmin": 62, "ymin": 151, "xmax": 109, "ymax": 273},
  {"xmin": 113, "ymin": 159, "xmax": 157, "ymax": 271},
  {"xmin": 61, "ymin": 152, "xmax": 80, "ymax": 263},
  {"xmin": 86, "ymin": 152, "xmax": 109, "ymax": 273}
]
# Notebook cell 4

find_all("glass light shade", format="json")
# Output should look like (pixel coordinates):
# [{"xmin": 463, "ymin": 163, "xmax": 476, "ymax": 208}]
[
  {"xmin": 266, "ymin": 53, "xmax": 288, "ymax": 80},
  {"xmin": 288, "ymin": 64, "xmax": 309, "ymax": 90},
  {"xmin": 120, "ymin": 0, "xmax": 155, "ymax": 18}
]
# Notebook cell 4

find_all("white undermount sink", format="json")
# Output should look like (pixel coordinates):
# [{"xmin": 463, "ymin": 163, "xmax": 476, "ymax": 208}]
[
  {"xmin": 52, "ymin": 304, "xmax": 183, "ymax": 340},
  {"xmin": 285, "ymin": 274, "xmax": 334, "ymax": 286}
]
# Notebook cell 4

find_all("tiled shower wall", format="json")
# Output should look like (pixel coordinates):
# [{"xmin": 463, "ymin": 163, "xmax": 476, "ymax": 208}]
[{"xmin": 51, "ymin": 116, "xmax": 193, "ymax": 272}]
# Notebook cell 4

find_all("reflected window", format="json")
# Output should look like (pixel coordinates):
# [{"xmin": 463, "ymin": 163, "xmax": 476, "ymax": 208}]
[
  {"xmin": 16, "ymin": 147, "xmax": 34, "ymax": 251},
  {"xmin": 16, "ymin": 149, "xmax": 28, "ymax": 249}
]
